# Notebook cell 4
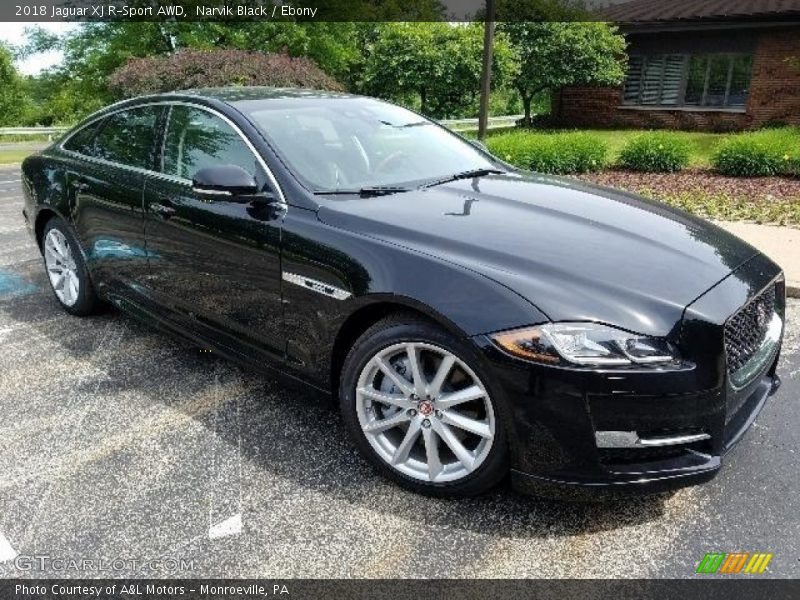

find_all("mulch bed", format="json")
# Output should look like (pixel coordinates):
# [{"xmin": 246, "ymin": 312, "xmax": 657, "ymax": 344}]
[{"xmin": 574, "ymin": 168, "xmax": 800, "ymax": 202}]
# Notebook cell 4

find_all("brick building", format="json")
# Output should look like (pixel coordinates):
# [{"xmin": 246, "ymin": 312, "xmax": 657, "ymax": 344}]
[{"xmin": 552, "ymin": 0, "xmax": 800, "ymax": 131}]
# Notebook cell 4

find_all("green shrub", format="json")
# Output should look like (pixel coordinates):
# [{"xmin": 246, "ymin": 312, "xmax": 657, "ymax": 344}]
[
  {"xmin": 487, "ymin": 131, "xmax": 607, "ymax": 174},
  {"xmin": 712, "ymin": 128, "xmax": 800, "ymax": 177},
  {"xmin": 617, "ymin": 132, "xmax": 691, "ymax": 172},
  {"xmin": 712, "ymin": 137, "xmax": 782, "ymax": 177}
]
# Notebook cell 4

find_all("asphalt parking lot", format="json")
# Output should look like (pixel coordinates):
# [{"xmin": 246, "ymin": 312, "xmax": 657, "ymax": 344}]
[{"xmin": 0, "ymin": 163, "xmax": 798, "ymax": 579}]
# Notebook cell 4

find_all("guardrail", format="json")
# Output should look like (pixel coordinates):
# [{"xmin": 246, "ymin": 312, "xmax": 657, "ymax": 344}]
[
  {"xmin": 0, "ymin": 114, "xmax": 523, "ymax": 140},
  {"xmin": 439, "ymin": 115, "xmax": 523, "ymax": 132},
  {"xmin": 0, "ymin": 126, "xmax": 70, "ymax": 141}
]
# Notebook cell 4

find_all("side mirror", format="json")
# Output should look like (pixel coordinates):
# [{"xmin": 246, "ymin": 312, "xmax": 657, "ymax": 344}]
[{"xmin": 192, "ymin": 165, "xmax": 259, "ymax": 197}]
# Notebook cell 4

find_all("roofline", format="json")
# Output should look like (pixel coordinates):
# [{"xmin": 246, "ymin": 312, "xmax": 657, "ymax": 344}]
[{"xmin": 618, "ymin": 18, "xmax": 800, "ymax": 33}]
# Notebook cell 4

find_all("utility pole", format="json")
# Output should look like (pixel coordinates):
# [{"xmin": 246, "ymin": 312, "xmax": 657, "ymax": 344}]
[{"xmin": 477, "ymin": 0, "xmax": 496, "ymax": 141}]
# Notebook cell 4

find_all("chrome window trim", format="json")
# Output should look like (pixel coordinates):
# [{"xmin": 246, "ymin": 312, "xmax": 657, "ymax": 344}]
[{"xmin": 57, "ymin": 100, "xmax": 288, "ymax": 210}]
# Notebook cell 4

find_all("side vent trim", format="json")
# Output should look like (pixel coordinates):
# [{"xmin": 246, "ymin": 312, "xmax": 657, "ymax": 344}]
[{"xmin": 282, "ymin": 272, "xmax": 351, "ymax": 300}]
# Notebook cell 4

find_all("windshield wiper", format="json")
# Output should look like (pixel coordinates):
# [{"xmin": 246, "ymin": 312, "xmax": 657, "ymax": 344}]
[
  {"xmin": 378, "ymin": 120, "xmax": 428, "ymax": 128},
  {"xmin": 422, "ymin": 168, "xmax": 505, "ymax": 189},
  {"xmin": 315, "ymin": 186, "xmax": 411, "ymax": 197}
]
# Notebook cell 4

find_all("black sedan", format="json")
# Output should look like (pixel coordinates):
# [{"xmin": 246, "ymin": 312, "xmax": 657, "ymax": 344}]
[{"xmin": 21, "ymin": 88, "xmax": 785, "ymax": 498}]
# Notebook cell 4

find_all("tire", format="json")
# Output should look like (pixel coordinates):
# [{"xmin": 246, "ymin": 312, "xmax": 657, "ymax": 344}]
[
  {"xmin": 41, "ymin": 216, "xmax": 99, "ymax": 316},
  {"xmin": 339, "ymin": 313, "xmax": 509, "ymax": 497}
]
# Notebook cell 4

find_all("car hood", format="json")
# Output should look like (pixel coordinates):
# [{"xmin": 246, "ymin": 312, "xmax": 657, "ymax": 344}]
[{"xmin": 316, "ymin": 172, "xmax": 759, "ymax": 337}]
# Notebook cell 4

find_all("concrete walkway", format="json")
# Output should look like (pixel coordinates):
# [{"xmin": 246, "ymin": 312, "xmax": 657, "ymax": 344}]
[{"xmin": 716, "ymin": 221, "xmax": 800, "ymax": 297}]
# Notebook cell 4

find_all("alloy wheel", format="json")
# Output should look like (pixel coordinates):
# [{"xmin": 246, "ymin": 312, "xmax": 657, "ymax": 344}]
[
  {"xmin": 355, "ymin": 342, "xmax": 496, "ymax": 483},
  {"xmin": 44, "ymin": 229, "xmax": 80, "ymax": 307}
]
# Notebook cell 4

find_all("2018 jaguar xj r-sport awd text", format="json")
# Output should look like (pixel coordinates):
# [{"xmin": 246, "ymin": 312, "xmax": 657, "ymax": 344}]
[{"xmin": 21, "ymin": 88, "xmax": 785, "ymax": 498}]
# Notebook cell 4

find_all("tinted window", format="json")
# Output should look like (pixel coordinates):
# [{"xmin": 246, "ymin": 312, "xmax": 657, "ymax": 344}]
[
  {"xmin": 62, "ymin": 120, "xmax": 106, "ymax": 156},
  {"xmin": 92, "ymin": 106, "xmax": 162, "ymax": 169},
  {"xmin": 162, "ymin": 106, "xmax": 257, "ymax": 179}
]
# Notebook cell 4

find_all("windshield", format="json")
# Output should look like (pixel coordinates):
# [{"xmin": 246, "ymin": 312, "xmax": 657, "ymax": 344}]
[{"xmin": 237, "ymin": 97, "xmax": 498, "ymax": 192}]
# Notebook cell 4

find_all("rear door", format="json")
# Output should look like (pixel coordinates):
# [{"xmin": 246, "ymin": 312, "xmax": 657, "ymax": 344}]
[
  {"xmin": 63, "ymin": 105, "xmax": 165, "ymax": 293},
  {"xmin": 141, "ymin": 104, "xmax": 285, "ymax": 363}
]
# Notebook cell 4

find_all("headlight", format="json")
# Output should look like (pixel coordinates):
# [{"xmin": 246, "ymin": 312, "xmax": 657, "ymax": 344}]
[{"xmin": 491, "ymin": 323, "xmax": 679, "ymax": 366}]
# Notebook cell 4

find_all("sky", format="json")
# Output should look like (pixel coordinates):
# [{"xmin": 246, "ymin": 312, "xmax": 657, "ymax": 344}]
[{"xmin": 0, "ymin": 22, "xmax": 76, "ymax": 75}]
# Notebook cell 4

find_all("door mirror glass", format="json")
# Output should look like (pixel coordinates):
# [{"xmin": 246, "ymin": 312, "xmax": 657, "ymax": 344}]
[{"xmin": 192, "ymin": 164, "xmax": 259, "ymax": 197}]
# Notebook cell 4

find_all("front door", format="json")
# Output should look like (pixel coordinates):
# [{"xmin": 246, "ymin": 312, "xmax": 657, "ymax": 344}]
[{"xmin": 142, "ymin": 104, "xmax": 284, "ymax": 363}]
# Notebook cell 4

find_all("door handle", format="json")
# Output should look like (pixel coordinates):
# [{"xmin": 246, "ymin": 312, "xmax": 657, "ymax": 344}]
[{"xmin": 150, "ymin": 198, "xmax": 177, "ymax": 219}]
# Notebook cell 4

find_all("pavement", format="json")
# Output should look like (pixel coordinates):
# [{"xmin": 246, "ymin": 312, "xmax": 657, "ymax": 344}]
[
  {"xmin": 0, "ymin": 164, "xmax": 798, "ymax": 579},
  {"xmin": 716, "ymin": 221, "xmax": 800, "ymax": 297}
]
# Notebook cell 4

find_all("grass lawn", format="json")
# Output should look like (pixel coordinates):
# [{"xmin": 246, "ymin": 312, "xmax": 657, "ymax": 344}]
[
  {"xmin": 0, "ymin": 148, "xmax": 36, "ymax": 165},
  {"xmin": 580, "ymin": 129, "xmax": 725, "ymax": 168},
  {"xmin": 479, "ymin": 128, "xmax": 726, "ymax": 168}
]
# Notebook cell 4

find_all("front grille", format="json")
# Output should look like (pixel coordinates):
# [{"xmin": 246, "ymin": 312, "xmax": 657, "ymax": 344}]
[{"xmin": 724, "ymin": 285, "xmax": 776, "ymax": 374}]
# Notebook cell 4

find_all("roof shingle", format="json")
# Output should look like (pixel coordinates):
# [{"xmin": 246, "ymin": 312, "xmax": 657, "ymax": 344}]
[{"xmin": 599, "ymin": 0, "xmax": 800, "ymax": 23}]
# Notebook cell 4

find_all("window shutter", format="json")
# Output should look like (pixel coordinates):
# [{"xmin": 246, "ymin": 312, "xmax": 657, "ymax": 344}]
[
  {"xmin": 660, "ymin": 55, "xmax": 686, "ymax": 105},
  {"xmin": 640, "ymin": 56, "xmax": 665, "ymax": 105},
  {"xmin": 623, "ymin": 56, "xmax": 643, "ymax": 104}
]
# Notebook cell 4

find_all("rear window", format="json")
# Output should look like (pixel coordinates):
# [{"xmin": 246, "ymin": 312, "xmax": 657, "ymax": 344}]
[
  {"xmin": 92, "ymin": 106, "xmax": 163, "ymax": 170},
  {"xmin": 62, "ymin": 120, "xmax": 105, "ymax": 157}
]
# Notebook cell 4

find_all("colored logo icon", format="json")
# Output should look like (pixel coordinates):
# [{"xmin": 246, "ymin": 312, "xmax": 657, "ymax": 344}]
[{"xmin": 696, "ymin": 552, "xmax": 773, "ymax": 574}]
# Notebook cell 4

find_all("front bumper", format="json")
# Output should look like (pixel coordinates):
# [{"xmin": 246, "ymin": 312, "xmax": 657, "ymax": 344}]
[
  {"xmin": 509, "ymin": 371, "xmax": 779, "ymax": 500},
  {"xmin": 475, "ymin": 254, "xmax": 785, "ymax": 499}
]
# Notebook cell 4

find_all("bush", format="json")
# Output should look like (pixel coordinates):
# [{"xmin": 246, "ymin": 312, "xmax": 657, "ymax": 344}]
[
  {"xmin": 712, "ymin": 128, "xmax": 800, "ymax": 177},
  {"xmin": 487, "ymin": 131, "xmax": 607, "ymax": 174},
  {"xmin": 618, "ymin": 132, "xmax": 691, "ymax": 172},
  {"xmin": 108, "ymin": 49, "xmax": 343, "ymax": 97}
]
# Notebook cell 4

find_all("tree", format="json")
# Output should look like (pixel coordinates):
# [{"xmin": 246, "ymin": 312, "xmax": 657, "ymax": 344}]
[
  {"xmin": 500, "ymin": 22, "xmax": 627, "ymax": 122},
  {"xmin": 108, "ymin": 49, "xmax": 343, "ymax": 97},
  {"xmin": 0, "ymin": 43, "xmax": 26, "ymax": 126},
  {"xmin": 360, "ymin": 22, "xmax": 517, "ymax": 119}
]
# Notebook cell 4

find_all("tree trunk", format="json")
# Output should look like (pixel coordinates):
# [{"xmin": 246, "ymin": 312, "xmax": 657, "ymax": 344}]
[
  {"xmin": 477, "ymin": 3, "xmax": 495, "ymax": 141},
  {"xmin": 420, "ymin": 88, "xmax": 427, "ymax": 116},
  {"xmin": 522, "ymin": 94, "xmax": 532, "ymax": 125}
]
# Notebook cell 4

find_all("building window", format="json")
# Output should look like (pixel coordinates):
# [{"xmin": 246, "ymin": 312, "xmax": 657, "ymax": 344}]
[{"xmin": 623, "ymin": 54, "xmax": 753, "ymax": 108}]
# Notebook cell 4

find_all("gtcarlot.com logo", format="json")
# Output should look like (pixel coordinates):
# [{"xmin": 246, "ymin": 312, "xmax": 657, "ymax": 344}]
[{"xmin": 696, "ymin": 552, "xmax": 774, "ymax": 574}]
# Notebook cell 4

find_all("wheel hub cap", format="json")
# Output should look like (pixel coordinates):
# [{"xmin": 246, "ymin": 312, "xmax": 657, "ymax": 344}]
[{"xmin": 418, "ymin": 400, "xmax": 434, "ymax": 417}]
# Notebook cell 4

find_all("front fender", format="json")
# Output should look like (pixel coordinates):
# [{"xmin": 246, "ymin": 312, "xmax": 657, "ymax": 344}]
[{"xmin": 280, "ymin": 208, "xmax": 547, "ymax": 388}]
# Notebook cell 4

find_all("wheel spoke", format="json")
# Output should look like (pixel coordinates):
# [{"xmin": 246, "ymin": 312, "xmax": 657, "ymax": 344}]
[
  {"xmin": 436, "ymin": 385, "xmax": 485, "ymax": 410},
  {"xmin": 429, "ymin": 354, "xmax": 455, "ymax": 397},
  {"xmin": 44, "ymin": 246, "xmax": 60, "ymax": 264},
  {"xmin": 51, "ymin": 233, "xmax": 67, "ymax": 257},
  {"xmin": 422, "ymin": 426, "xmax": 443, "ymax": 481},
  {"xmin": 440, "ymin": 410, "xmax": 493, "ymax": 440},
  {"xmin": 405, "ymin": 343, "xmax": 427, "ymax": 397},
  {"xmin": 362, "ymin": 410, "xmax": 410, "ymax": 434},
  {"xmin": 62, "ymin": 275, "xmax": 74, "ymax": 304},
  {"xmin": 432, "ymin": 420, "xmax": 475, "ymax": 472},
  {"xmin": 374, "ymin": 357, "xmax": 414, "ymax": 397},
  {"xmin": 358, "ymin": 387, "xmax": 415, "ymax": 410},
  {"xmin": 52, "ymin": 271, "xmax": 66, "ymax": 290},
  {"xmin": 392, "ymin": 420, "xmax": 421, "ymax": 465},
  {"xmin": 68, "ymin": 272, "xmax": 79, "ymax": 301}
]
